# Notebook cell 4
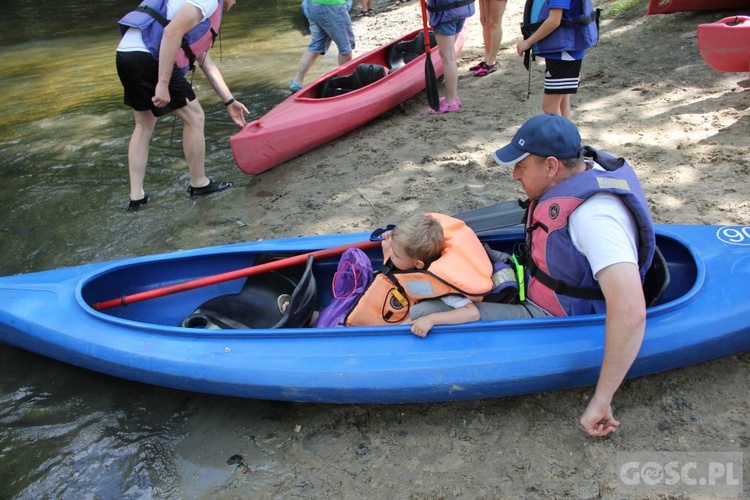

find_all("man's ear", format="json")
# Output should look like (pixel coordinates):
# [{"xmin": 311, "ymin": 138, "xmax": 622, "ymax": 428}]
[{"xmin": 545, "ymin": 156, "xmax": 560, "ymax": 178}]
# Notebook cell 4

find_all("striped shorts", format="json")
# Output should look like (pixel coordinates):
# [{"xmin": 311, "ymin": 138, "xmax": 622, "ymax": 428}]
[{"xmin": 544, "ymin": 58, "xmax": 583, "ymax": 95}]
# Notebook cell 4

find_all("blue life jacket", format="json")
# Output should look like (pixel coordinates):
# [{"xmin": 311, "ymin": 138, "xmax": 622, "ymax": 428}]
[
  {"xmin": 427, "ymin": 0, "xmax": 476, "ymax": 27},
  {"xmin": 118, "ymin": 0, "xmax": 222, "ymax": 74},
  {"xmin": 521, "ymin": 0, "xmax": 599, "ymax": 55},
  {"xmin": 522, "ymin": 148, "xmax": 655, "ymax": 317}
]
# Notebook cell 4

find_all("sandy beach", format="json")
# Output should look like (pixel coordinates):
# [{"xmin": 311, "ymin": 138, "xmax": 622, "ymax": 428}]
[{"xmin": 174, "ymin": 1, "xmax": 750, "ymax": 497}]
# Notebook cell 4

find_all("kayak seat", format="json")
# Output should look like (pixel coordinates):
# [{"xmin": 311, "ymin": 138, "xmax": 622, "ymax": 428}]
[
  {"xmin": 388, "ymin": 32, "xmax": 436, "ymax": 71},
  {"xmin": 180, "ymin": 255, "xmax": 318, "ymax": 329},
  {"xmin": 643, "ymin": 245, "xmax": 670, "ymax": 308},
  {"xmin": 318, "ymin": 63, "xmax": 388, "ymax": 98}
]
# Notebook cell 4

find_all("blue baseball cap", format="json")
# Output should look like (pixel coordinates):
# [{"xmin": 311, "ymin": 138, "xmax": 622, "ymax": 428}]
[{"xmin": 493, "ymin": 114, "xmax": 582, "ymax": 167}]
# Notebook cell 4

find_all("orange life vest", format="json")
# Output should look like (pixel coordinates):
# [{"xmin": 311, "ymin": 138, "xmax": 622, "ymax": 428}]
[{"xmin": 345, "ymin": 213, "xmax": 493, "ymax": 326}]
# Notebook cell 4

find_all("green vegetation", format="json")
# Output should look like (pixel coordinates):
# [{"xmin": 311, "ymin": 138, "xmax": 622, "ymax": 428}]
[{"xmin": 605, "ymin": 0, "xmax": 648, "ymax": 18}]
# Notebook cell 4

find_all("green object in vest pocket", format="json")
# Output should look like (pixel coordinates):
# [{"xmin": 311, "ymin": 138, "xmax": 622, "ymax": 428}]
[{"xmin": 511, "ymin": 253, "xmax": 526, "ymax": 302}]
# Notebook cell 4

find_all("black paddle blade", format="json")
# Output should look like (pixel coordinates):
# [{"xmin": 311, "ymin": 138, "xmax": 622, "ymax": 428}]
[
  {"xmin": 425, "ymin": 55, "xmax": 440, "ymax": 111},
  {"xmin": 455, "ymin": 200, "xmax": 526, "ymax": 234}
]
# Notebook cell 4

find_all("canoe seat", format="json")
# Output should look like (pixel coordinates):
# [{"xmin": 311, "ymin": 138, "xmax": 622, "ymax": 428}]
[
  {"xmin": 388, "ymin": 32, "xmax": 436, "ymax": 71},
  {"xmin": 319, "ymin": 63, "xmax": 388, "ymax": 98},
  {"xmin": 180, "ymin": 255, "xmax": 318, "ymax": 329},
  {"xmin": 643, "ymin": 245, "xmax": 670, "ymax": 307}
]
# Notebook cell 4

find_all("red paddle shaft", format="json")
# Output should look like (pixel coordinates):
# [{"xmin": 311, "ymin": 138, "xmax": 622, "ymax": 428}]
[
  {"xmin": 91, "ymin": 240, "xmax": 380, "ymax": 311},
  {"xmin": 420, "ymin": 0, "xmax": 432, "ymax": 50}
]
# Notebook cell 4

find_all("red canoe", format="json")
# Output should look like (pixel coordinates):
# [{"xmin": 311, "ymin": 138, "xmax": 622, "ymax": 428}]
[
  {"xmin": 648, "ymin": 0, "xmax": 749, "ymax": 15},
  {"xmin": 231, "ymin": 29, "xmax": 465, "ymax": 175},
  {"xmin": 697, "ymin": 15, "xmax": 750, "ymax": 74}
]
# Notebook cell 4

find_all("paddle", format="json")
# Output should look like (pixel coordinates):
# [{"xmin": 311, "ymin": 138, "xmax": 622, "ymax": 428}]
[
  {"xmin": 91, "ymin": 200, "xmax": 525, "ymax": 311},
  {"xmin": 419, "ymin": 0, "xmax": 440, "ymax": 111}
]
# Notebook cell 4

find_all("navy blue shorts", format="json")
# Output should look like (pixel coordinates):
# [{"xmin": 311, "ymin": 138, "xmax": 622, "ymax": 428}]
[{"xmin": 116, "ymin": 51, "xmax": 196, "ymax": 117}]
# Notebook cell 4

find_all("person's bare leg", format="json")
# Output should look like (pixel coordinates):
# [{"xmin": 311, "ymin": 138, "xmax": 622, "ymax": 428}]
[
  {"xmin": 560, "ymin": 94, "xmax": 572, "ymax": 119},
  {"xmin": 128, "ymin": 109, "xmax": 157, "ymax": 201},
  {"xmin": 338, "ymin": 52, "xmax": 353, "ymax": 65},
  {"xmin": 292, "ymin": 50, "xmax": 321, "ymax": 88},
  {"xmin": 436, "ymin": 33, "xmax": 459, "ymax": 103},
  {"xmin": 173, "ymin": 99, "xmax": 209, "ymax": 188},
  {"xmin": 542, "ymin": 93, "xmax": 565, "ymax": 117},
  {"xmin": 484, "ymin": 0, "xmax": 506, "ymax": 65}
]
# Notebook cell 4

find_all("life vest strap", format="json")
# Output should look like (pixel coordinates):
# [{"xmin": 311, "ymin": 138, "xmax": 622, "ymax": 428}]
[
  {"xmin": 527, "ymin": 260, "xmax": 605, "ymax": 300},
  {"xmin": 137, "ymin": 5, "xmax": 199, "ymax": 70},
  {"xmin": 522, "ymin": 8, "xmax": 600, "ymax": 37}
]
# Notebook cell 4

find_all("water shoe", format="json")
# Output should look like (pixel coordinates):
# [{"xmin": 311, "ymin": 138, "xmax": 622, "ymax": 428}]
[{"xmin": 188, "ymin": 179, "xmax": 233, "ymax": 197}]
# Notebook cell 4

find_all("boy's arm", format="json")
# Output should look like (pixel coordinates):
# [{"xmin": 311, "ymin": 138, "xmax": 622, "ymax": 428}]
[
  {"xmin": 410, "ymin": 302, "xmax": 480, "ymax": 338},
  {"xmin": 517, "ymin": 8, "xmax": 563, "ymax": 56}
]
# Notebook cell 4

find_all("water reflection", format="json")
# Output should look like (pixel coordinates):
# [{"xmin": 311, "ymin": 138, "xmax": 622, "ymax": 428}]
[
  {"xmin": 0, "ymin": 0, "xmax": 339, "ymax": 276},
  {"xmin": 0, "ymin": 0, "xmax": 344, "ymax": 497}
]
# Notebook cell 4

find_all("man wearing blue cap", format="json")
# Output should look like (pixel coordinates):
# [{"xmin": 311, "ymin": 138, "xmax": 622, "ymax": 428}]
[{"xmin": 481, "ymin": 114, "xmax": 656, "ymax": 437}]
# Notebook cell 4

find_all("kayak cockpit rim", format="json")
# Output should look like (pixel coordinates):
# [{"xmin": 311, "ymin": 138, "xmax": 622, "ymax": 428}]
[{"xmin": 75, "ymin": 228, "xmax": 704, "ymax": 338}]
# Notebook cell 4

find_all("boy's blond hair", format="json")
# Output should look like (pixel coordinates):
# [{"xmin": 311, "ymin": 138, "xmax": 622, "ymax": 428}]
[{"xmin": 391, "ymin": 214, "xmax": 444, "ymax": 263}]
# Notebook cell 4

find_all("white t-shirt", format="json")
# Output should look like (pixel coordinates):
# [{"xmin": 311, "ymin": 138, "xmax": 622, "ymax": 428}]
[
  {"xmin": 441, "ymin": 294, "xmax": 471, "ymax": 309},
  {"xmin": 117, "ymin": 0, "xmax": 217, "ymax": 53},
  {"xmin": 568, "ymin": 191, "xmax": 639, "ymax": 279}
]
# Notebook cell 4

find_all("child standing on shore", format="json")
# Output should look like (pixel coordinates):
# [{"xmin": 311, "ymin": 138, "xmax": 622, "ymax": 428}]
[
  {"xmin": 426, "ymin": 0, "xmax": 476, "ymax": 114},
  {"xmin": 518, "ymin": 0, "xmax": 599, "ymax": 118}
]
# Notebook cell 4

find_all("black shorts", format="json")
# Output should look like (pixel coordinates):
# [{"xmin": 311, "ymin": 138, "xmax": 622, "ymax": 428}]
[
  {"xmin": 116, "ymin": 51, "xmax": 196, "ymax": 117},
  {"xmin": 544, "ymin": 58, "xmax": 583, "ymax": 95}
]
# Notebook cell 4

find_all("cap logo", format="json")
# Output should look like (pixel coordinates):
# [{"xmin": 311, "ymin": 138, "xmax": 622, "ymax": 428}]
[{"xmin": 518, "ymin": 138, "xmax": 526, "ymax": 146}]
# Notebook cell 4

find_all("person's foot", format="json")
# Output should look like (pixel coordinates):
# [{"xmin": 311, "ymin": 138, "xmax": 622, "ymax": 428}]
[
  {"xmin": 289, "ymin": 81, "xmax": 303, "ymax": 92},
  {"xmin": 187, "ymin": 179, "xmax": 233, "ymax": 197},
  {"xmin": 127, "ymin": 195, "xmax": 149, "ymax": 212},
  {"xmin": 427, "ymin": 97, "xmax": 461, "ymax": 115},
  {"xmin": 469, "ymin": 60, "xmax": 487, "ymax": 72},
  {"xmin": 474, "ymin": 62, "xmax": 498, "ymax": 77}
]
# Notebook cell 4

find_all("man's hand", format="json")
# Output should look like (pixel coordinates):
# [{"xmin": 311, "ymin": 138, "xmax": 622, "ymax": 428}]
[{"xmin": 580, "ymin": 395, "xmax": 620, "ymax": 437}]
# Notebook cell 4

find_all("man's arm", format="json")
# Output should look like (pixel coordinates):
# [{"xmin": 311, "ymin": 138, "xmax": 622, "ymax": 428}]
[
  {"xmin": 580, "ymin": 262, "xmax": 646, "ymax": 437},
  {"xmin": 152, "ymin": 4, "xmax": 203, "ymax": 108}
]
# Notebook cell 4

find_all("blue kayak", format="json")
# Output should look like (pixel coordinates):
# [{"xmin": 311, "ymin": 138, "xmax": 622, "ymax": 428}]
[{"xmin": 0, "ymin": 218, "xmax": 749, "ymax": 403}]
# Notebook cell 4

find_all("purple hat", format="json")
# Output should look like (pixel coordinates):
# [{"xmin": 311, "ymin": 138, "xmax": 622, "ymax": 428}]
[{"xmin": 493, "ymin": 114, "xmax": 582, "ymax": 167}]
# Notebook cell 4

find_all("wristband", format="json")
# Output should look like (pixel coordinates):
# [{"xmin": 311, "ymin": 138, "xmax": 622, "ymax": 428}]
[{"xmin": 224, "ymin": 97, "xmax": 236, "ymax": 107}]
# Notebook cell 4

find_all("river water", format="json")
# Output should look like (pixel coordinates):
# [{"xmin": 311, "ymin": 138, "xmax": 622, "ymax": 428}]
[{"xmin": 0, "ymin": 1, "xmax": 345, "ymax": 497}]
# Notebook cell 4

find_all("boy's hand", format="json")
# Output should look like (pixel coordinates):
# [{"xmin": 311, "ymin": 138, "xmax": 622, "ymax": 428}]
[{"xmin": 410, "ymin": 317, "xmax": 434, "ymax": 338}]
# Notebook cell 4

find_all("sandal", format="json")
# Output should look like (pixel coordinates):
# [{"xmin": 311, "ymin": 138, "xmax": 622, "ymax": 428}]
[
  {"xmin": 187, "ymin": 179, "xmax": 233, "ymax": 197},
  {"xmin": 469, "ymin": 61, "xmax": 487, "ymax": 72},
  {"xmin": 365, "ymin": 9, "xmax": 375, "ymax": 16},
  {"xmin": 474, "ymin": 62, "xmax": 498, "ymax": 77},
  {"xmin": 427, "ymin": 97, "xmax": 461, "ymax": 115}
]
